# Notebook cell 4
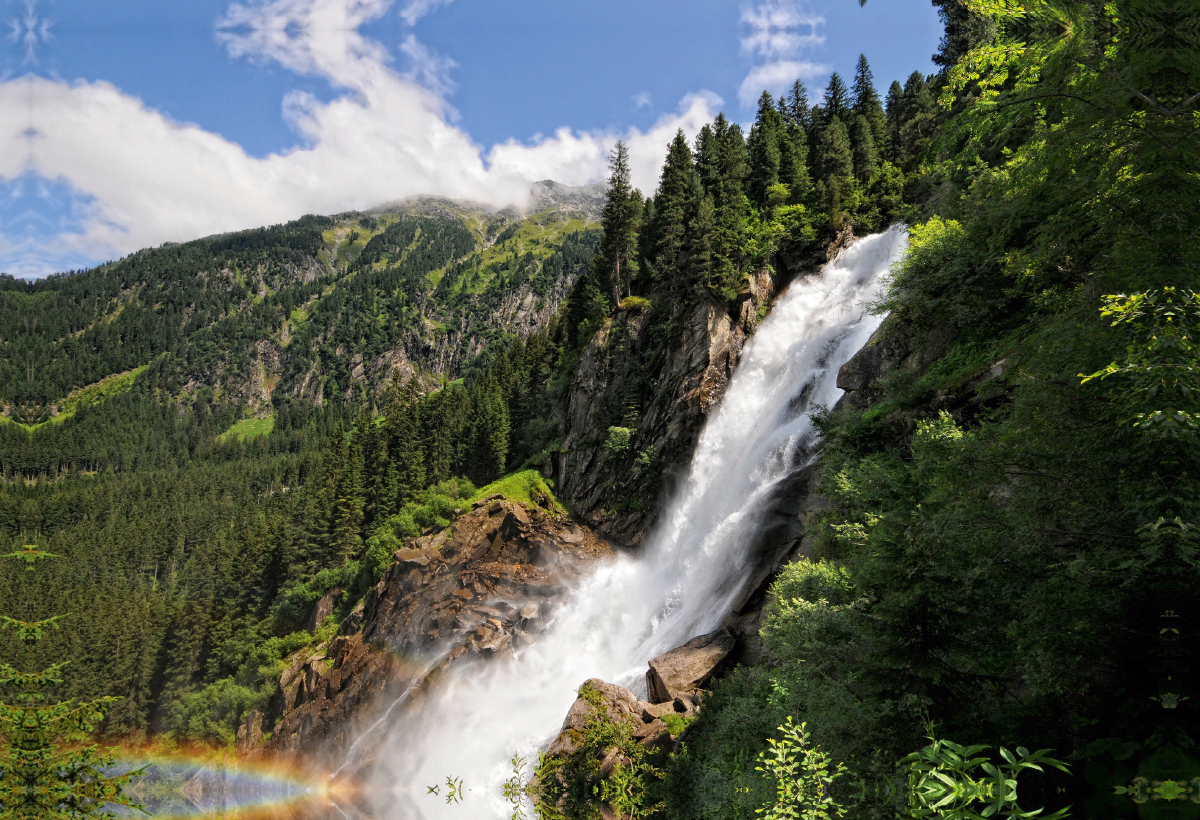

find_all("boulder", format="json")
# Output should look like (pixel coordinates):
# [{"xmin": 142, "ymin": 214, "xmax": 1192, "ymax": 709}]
[
  {"xmin": 392, "ymin": 547, "xmax": 438, "ymax": 568},
  {"xmin": 646, "ymin": 628, "xmax": 737, "ymax": 703}
]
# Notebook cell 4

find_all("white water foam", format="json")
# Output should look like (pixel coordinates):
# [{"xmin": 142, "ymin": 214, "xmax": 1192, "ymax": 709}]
[{"xmin": 363, "ymin": 226, "xmax": 908, "ymax": 820}]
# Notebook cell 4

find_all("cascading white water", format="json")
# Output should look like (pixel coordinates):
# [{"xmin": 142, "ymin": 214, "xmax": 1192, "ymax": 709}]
[{"xmin": 365, "ymin": 226, "xmax": 908, "ymax": 820}]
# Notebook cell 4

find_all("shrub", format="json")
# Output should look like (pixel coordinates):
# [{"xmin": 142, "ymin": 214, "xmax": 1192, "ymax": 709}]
[{"xmin": 605, "ymin": 426, "xmax": 632, "ymax": 457}]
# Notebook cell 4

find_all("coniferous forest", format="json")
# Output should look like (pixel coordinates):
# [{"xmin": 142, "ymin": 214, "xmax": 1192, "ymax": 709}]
[{"xmin": 1, "ymin": 1, "xmax": 1197, "ymax": 818}]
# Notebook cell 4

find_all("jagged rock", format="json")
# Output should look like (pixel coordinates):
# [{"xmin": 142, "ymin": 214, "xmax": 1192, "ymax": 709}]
[
  {"xmin": 242, "ymin": 498, "xmax": 613, "ymax": 766},
  {"xmin": 836, "ymin": 319, "xmax": 914, "ymax": 409},
  {"xmin": 545, "ymin": 679, "xmax": 668, "ymax": 758},
  {"xmin": 392, "ymin": 548, "xmax": 438, "ymax": 568},
  {"xmin": 646, "ymin": 628, "xmax": 737, "ymax": 703}
]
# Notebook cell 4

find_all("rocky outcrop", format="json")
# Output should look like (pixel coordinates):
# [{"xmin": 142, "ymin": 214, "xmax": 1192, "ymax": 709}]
[
  {"xmin": 645, "ymin": 628, "xmax": 737, "ymax": 703},
  {"xmin": 237, "ymin": 497, "xmax": 613, "ymax": 765},
  {"xmin": 544, "ymin": 677, "xmax": 699, "ymax": 761},
  {"xmin": 556, "ymin": 269, "xmax": 776, "ymax": 544}
]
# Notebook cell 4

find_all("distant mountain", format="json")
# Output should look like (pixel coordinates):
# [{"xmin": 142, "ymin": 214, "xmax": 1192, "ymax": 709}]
[{"xmin": 0, "ymin": 185, "xmax": 603, "ymax": 429}]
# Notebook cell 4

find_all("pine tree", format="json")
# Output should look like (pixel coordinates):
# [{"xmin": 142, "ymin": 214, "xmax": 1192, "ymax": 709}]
[
  {"xmin": 779, "ymin": 123, "xmax": 811, "ymax": 204},
  {"xmin": 884, "ymin": 80, "xmax": 905, "ymax": 161},
  {"xmin": 851, "ymin": 115, "xmax": 878, "ymax": 183},
  {"xmin": 819, "ymin": 117, "xmax": 854, "ymax": 184},
  {"xmin": 469, "ymin": 378, "xmax": 510, "ymax": 484},
  {"xmin": 822, "ymin": 72, "xmax": 851, "ymax": 124},
  {"xmin": 851, "ymin": 54, "xmax": 888, "ymax": 147},
  {"xmin": 747, "ymin": 92, "xmax": 783, "ymax": 208},
  {"xmin": 596, "ymin": 142, "xmax": 641, "ymax": 305},
  {"xmin": 896, "ymin": 71, "xmax": 937, "ymax": 170},
  {"xmin": 684, "ymin": 190, "xmax": 716, "ymax": 293},
  {"xmin": 693, "ymin": 124, "xmax": 720, "ymax": 196},
  {"xmin": 781, "ymin": 79, "xmax": 812, "ymax": 132},
  {"xmin": 649, "ymin": 130, "xmax": 700, "ymax": 297},
  {"xmin": 711, "ymin": 116, "xmax": 751, "ymax": 292}
]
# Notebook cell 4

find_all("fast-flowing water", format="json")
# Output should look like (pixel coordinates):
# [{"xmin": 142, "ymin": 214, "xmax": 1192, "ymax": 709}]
[{"xmin": 365, "ymin": 226, "xmax": 908, "ymax": 820}]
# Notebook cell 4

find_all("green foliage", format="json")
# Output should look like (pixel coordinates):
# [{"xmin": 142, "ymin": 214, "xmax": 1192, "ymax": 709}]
[
  {"xmin": 474, "ymin": 470, "xmax": 561, "ymax": 512},
  {"xmin": 163, "ymin": 630, "xmax": 312, "ymax": 746},
  {"xmin": 755, "ymin": 718, "xmax": 847, "ymax": 820},
  {"xmin": 0, "ymin": 547, "xmax": 145, "ymax": 819},
  {"xmin": 901, "ymin": 738, "xmax": 1069, "ymax": 820},
  {"xmin": 534, "ymin": 682, "xmax": 667, "ymax": 820},
  {"xmin": 604, "ymin": 427, "xmax": 632, "ymax": 458}
]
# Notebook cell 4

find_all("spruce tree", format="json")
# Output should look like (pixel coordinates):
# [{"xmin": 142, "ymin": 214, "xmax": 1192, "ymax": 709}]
[
  {"xmin": 782, "ymin": 79, "xmax": 812, "ymax": 132},
  {"xmin": 711, "ymin": 117, "xmax": 750, "ymax": 292},
  {"xmin": 649, "ymin": 130, "xmax": 700, "ymax": 298},
  {"xmin": 747, "ymin": 92, "xmax": 783, "ymax": 208},
  {"xmin": 851, "ymin": 54, "xmax": 888, "ymax": 147},
  {"xmin": 851, "ymin": 115, "xmax": 878, "ymax": 183},
  {"xmin": 884, "ymin": 80, "xmax": 905, "ymax": 162},
  {"xmin": 693, "ymin": 125, "xmax": 720, "ymax": 197},
  {"xmin": 819, "ymin": 118, "xmax": 854, "ymax": 183},
  {"xmin": 1, "ymin": 544, "xmax": 145, "ymax": 820},
  {"xmin": 822, "ymin": 72, "xmax": 851, "ymax": 124},
  {"xmin": 596, "ymin": 142, "xmax": 641, "ymax": 305}
]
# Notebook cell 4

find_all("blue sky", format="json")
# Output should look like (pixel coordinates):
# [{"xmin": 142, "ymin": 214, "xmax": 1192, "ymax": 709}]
[{"xmin": 1, "ymin": 0, "xmax": 941, "ymax": 278}]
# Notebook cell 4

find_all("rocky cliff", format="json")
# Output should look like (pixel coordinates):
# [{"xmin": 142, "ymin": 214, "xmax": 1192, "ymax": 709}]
[
  {"xmin": 554, "ymin": 269, "xmax": 776, "ymax": 545},
  {"xmin": 235, "ymin": 494, "xmax": 612, "ymax": 767}
]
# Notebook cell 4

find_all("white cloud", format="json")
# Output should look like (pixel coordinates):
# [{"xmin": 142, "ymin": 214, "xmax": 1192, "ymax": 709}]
[
  {"xmin": 738, "ymin": 0, "xmax": 827, "ymax": 108},
  {"xmin": 399, "ymin": 33, "xmax": 457, "ymax": 99},
  {"xmin": 632, "ymin": 91, "xmax": 651, "ymax": 109},
  {"xmin": 398, "ymin": 0, "xmax": 452, "ymax": 27},
  {"xmin": 0, "ymin": 0, "xmax": 721, "ymax": 277},
  {"xmin": 738, "ymin": 59, "xmax": 827, "ymax": 108}
]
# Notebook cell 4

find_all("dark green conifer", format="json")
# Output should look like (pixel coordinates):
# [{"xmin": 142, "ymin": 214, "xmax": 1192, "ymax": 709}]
[
  {"xmin": 649, "ymin": 130, "xmax": 700, "ymax": 297},
  {"xmin": 822, "ymin": 72, "xmax": 851, "ymax": 124},
  {"xmin": 781, "ymin": 79, "xmax": 812, "ymax": 132},
  {"xmin": 747, "ymin": 92, "xmax": 783, "ymax": 208},
  {"xmin": 851, "ymin": 54, "xmax": 888, "ymax": 147},
  {"xmin": 852, "ymin": 115, "xmax": 878, "ymax": 183},
  {"xmin": 596, "ymin": 142, "xmax": 642, "ymax": 304}
]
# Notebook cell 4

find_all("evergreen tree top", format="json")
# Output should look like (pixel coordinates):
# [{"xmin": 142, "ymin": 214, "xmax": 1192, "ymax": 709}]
[
  {"xmin": 823, "ymin": 72, "xmax": 851, "ymax": 123},
  {"xmin": 852, "ymin": 54, "xmax": 882, "ymax": 113}
]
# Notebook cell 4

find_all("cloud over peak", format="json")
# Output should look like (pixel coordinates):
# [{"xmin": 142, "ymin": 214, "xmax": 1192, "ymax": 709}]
[{"xmin": 0, "ymin": 0, "xmax": 721, "ymax": 277}]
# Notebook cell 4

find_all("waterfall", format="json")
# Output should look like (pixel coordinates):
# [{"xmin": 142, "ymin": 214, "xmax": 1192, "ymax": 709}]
[{"xmin": 364, "ymin": 226, "xmax": 908, "ymax": 820}]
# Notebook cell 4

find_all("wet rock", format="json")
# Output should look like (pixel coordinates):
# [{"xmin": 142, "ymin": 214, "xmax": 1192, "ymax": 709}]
[{"xmin": 646, "ymin": 628, "xmax": 737, "ymax": 703}]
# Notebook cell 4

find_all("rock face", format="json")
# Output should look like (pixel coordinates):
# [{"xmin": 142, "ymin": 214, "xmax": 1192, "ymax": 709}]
[
  {"xmin": 237, "ymin": 497, "xmax": 612, "ymax": 765},
  {"xmin": 645, "ymin": 628, "xmax": 738, "ymax": 703},
  {"xmin": 545, "ymin": 678, "xmax": 698, "ymax": 760},
  {"xmin": 556, "ymin": 268, "xmax": 776, "ymax": 545}
]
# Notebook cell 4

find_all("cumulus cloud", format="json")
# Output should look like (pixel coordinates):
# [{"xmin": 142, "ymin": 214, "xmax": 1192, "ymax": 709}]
[
  {"xmin": 738, "ymin": 0, "xmax": 827, "ymax": 107},
  {"xmin": 0, "ymin": 0, "xmax": 721, "ymax": 277}
]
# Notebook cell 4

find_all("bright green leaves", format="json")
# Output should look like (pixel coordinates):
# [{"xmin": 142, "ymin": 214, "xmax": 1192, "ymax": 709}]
[
  {"xmin": 902, "ymin": 737, "xmax": 1070, "ymax": 820},
  {"xmin": 755, "ymin": 717, "xmax": 847, "ymax": 820},
  {"xmin": 1081, "ymin": 288, "xmax": 1200, "ymax": 437}
]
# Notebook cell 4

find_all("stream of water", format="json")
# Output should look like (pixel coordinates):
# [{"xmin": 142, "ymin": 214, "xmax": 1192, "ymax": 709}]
[{"xmin": 365, "ymin": 225, "xmax": 908, "ymax": 820}]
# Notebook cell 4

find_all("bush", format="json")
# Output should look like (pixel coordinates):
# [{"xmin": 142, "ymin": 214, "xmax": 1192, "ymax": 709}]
[{"xmin": 605, "ymin": 426, "xmax": 632, "ymax": 457}]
